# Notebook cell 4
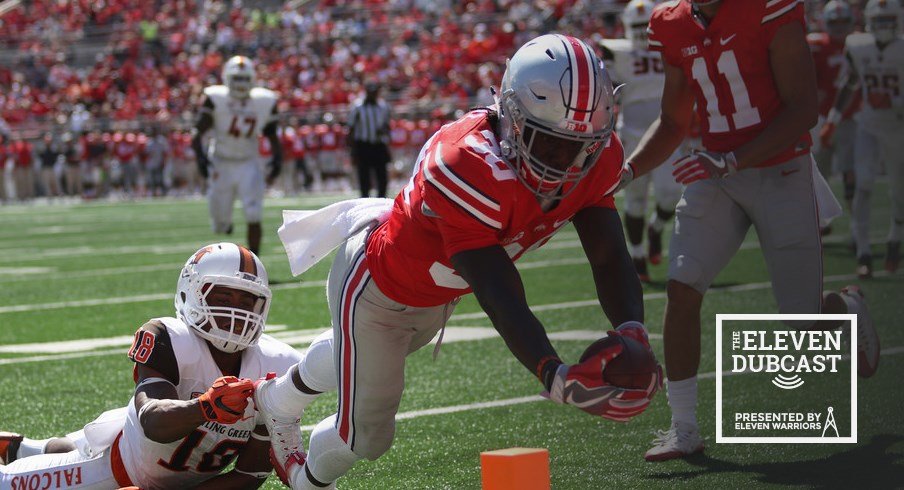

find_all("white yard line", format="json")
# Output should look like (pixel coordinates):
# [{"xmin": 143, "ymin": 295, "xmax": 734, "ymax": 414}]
[
  {"xmin": 301, "ymin": 345, "xmax": 904, "ymax": 432},
  {"xmin": 0, "ymin": 280, "xmax": 327, "ymax": 314}
]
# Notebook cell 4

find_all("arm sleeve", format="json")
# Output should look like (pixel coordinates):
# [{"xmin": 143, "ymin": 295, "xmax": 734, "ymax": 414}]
[
  {"xmin": 761, "ymin": 0, "xmax": 805, "ymax": 40},
  {"xmin": 646, "ymin": 9, "xmax": 675, "ymax": 64},
  {"xmin": 418, "ymin": 143, "xmax": 505, "ymax": 258},
  {"xmin": 127, "ymin": 320, "xmax": 180, "ymax": 385}
]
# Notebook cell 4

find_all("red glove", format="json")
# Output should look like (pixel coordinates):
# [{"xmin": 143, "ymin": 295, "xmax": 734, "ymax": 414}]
[
  {"xmin": 543, "ymin": 324, "xmax": 661, "ymax": 422},
  {"xmin": 198, "ymin": 376, "xmax": 254, "ymax": 424},
  {"xmin": 672, "ymin": 150, "xmax": 738, "ymax": 185}
]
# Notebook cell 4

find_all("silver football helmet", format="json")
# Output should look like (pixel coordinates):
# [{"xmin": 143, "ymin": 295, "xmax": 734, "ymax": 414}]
[
  {"xmin": 222, "ymin": 55, "xmax": 256, "ymax": 99},
  {"xmin": 175, "ymin": 243, "xmax": 271, "ymax": 353},
  {"xmin": 623, "ymin": 0, "xmax": 656, "ymax": 48},
  {"xmin": 498, "ymin": 34, "xmax": 615, "ymax": 200},
  {"xmin": 865, "ymin": 0, "xmax": 902, "ymax": 44},
  {"xmin": 822, "ymin": 0, "xmax": 854, "ymax": 42}
]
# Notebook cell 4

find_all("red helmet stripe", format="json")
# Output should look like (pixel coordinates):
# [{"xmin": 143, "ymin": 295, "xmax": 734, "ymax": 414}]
[
  {"xmin": 566, "ymin": 36, "xmax": 592, "ymax": 122},
  {"xmin": 238, "ymin": 246, "xmax": 257, "ymax": 276}
]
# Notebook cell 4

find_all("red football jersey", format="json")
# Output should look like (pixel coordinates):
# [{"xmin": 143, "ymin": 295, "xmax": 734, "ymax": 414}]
[
  {"xmin": 807, "ymin": 32, "xmax": 857, "ymax": 118},
  {"xmin": 365, "ymin": 110, "xmax": 623, "ymax": 307},
  {"xmin": 648, "ymin": 0, "xmax": 811, "ymax": 166}
]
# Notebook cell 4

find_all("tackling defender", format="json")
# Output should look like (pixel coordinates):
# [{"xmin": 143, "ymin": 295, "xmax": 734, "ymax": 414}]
[
  {"xmin": 822, "ymin": 0, "xmax": 904, "ymax": 277},
  {"xmin": 254, "ymin": 35, "xmax": 662, "ymax": 489},
  {"xmin": 193, "ymin": 56, "xmax": 283, "ymax": 255},
  {"xmin": 1, "ymin": 243, "xmax": 303, "ymax": 489},
  {"xmin": 617, "ymin": 0, "xmax": 881, "ymax": 461},
  {"xmin": 601, "ymin": 0, "xmax": 686, "ymax": 281}
]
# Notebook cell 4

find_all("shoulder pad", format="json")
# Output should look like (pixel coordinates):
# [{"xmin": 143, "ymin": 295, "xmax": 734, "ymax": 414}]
[
  {"xmin": 600, "ymin": 38, "xmax": 633, "ymax": 56},
  {"xmin": 129, "ymin": 319, "xmax": 180, "ymax": 385},
  {"xmin": 204, "ymin": 85, "xmax": 229, "ymax": 100},
  {"xmin": 250, "ymin": 87, "xmax": 279, "ymax": 102},
  {"xmin": 845, "ymin": 33, "xmax": 874, "ymax": 50}
]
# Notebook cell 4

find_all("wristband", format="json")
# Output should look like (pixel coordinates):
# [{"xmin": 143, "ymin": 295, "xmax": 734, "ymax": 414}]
[{"xmin": 536, "ymin": 355, "xmax": 563, "ymax": 391}]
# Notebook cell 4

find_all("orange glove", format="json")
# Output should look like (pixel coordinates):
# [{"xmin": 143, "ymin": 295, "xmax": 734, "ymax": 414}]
[{"xmin": 198, "ymin": 376, "xmax": 254, "ymax": 424}]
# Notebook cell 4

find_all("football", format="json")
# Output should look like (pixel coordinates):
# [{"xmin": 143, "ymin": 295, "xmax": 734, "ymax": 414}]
[{"xmin": 580, "ymin": 335, "xmax": 657, "ymax": 390}]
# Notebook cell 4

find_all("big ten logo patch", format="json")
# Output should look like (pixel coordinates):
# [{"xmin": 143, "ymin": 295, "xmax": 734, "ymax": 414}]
[{"xmin": 716, "ymin": 314, "xmax": 857, "ymax": 444}]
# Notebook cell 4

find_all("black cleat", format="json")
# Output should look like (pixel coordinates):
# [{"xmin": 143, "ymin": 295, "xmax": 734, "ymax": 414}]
[
  {"xmin": 886, "ymin": 241, "xmax": 900, "ymax": 273},
  {"xmin": 647, "ymin": 225, "xmax": 663, "ymax": 266},
  {"xmin": 633, "ymin": 257, "xmax": 651, "ymax": 283}
]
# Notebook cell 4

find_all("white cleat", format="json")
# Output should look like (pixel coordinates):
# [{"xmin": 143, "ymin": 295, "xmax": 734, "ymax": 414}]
[
  {"xmin": 253, "ymin": 375, "xmax": 305, "ymax": 486},
  {"xmin": 841, "ymin": 286, "xmax": 880, "ymax": 378},
  {"xmin": 644, "ymin": 422, "xmax": 704, "ymax": 462}
]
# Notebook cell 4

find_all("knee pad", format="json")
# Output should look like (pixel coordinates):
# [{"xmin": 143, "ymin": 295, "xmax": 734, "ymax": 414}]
[
  {"xmin": 299, "ymin": 330, "xmax": 337, "ymax": 393},
  {"xmin": 306, "ymin": 415, "xmax": 362, "ymax": 484}
]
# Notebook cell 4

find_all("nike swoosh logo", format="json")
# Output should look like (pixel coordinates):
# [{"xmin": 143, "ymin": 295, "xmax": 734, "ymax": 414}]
[
  {"xmin": 781, "ymin": 169, "xmax": 800, "ymax": 177},
  {"xmin": 553, "ymin": 218, "xmax": 571, "ymax": 229},
  {"xmin": 720, "ymin": 34, "xmax": 737, "ymax": 46}
]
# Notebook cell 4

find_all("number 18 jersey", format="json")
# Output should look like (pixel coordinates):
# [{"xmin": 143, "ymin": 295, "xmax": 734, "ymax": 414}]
[{"xmin": 648, "ymin": 0, "xmax": 811, "ymax": 166}]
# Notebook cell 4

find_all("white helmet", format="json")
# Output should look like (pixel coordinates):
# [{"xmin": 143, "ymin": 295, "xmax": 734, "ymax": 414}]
[
  {"xmin": 623, "ymin": 0, "xmax": 655, "ymax": 48},
  {"xmin": 222, "ymin": 55, "xmax": 256, "ymax": 99},
  {"xmin": 498, "ymin": 34, "xmax": 615, "ymax": 200},
  {"xmin": 822, "ymin": 0, "xmax": 854, "ymax": 41},
  {"xmin": 175, "ymin": 243, "xmax": 271, "ymax": 353},
  {"xmin": 865, "ymin": 0, "xmax": 902, "ymax": 44}
]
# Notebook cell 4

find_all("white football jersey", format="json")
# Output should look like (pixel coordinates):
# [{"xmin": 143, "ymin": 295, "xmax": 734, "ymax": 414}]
[
  {"xmin": 845, "ymin": 33, "xmax": 904, "ymax": 134},
  {"xmin": 204, "ymin": 85, "xmax": 279, "ymax": 162},
  {"xmin": 601, "ymin": 38, "xmax": 665, "ymax": 140},
  {"xmin": 119, "ymin": 317, "xmax": 302, "ymax": 490}
]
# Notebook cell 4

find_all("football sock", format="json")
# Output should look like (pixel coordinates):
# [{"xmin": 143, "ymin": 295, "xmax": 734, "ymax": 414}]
[
  {"xmin": 17, "ymin": 438, "xmax": 51, "ymax": 459},
  {"xmin": 852, "ymin": 188, "xmax": 872, "ymax": 258},
  {"xmin": 889, "ymin": 219, "xmax": 903, "ymax": 243},
  {"xmin": 300, "ymin": 415, "xmax": 362, "ymax": 488},
  {"xmin": 625, "ymin": 214, "xmax": 645, "ymax": 247},
  {"xmin": 630, "ymin": 243, "xmax": 644, "ymax": 259},
  {"xmin": 649, "ymin": 206, "xmax": 674, "ymax": 233},
  {"xmin": 266, "ymin": 368, "xmax": 319, "ymax": 420},
  {"xmin": 667, "ymin": 377, "xmax": 698, "ymax": 428}
]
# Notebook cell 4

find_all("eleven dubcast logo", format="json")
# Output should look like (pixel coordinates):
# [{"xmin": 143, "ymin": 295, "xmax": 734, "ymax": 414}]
[{"xmin": 731, "ymin": 330, "xmax": 844, "ymax": 390}]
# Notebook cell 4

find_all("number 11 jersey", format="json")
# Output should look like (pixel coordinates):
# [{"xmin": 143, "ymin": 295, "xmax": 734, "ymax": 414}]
[{"xmin": 647, "ymin": 0, "xmax": 811, "ymax": 166}]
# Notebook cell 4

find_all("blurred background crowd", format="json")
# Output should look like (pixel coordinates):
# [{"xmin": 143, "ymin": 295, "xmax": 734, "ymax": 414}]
[{"xmin": 0, "ymin": 0, "xmax": 880, "ymax": 201}]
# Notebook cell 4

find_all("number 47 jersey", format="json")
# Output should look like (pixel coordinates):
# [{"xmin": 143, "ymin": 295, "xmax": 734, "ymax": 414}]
[
  {"xmin": 204, "ymin": 85, "xmax": 278, "ymax": 163},
  {"xmin": 647, "ymin": 0, "xmax": 812, "ymax": 167}
]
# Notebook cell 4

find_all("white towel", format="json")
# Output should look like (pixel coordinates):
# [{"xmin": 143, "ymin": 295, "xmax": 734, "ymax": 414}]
[
  {"xmin": 279, "ymin": 198, "xmax": 395, "ymax": 276},
  {"xmin": 811, "ymin": 155, "xmax": 842, "ymax": 227}
]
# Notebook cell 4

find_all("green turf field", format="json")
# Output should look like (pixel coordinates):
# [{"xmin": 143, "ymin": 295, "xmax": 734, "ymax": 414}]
[{"xmin": 1, "ymin": 183, "xmax": 902, "ymax": 489}]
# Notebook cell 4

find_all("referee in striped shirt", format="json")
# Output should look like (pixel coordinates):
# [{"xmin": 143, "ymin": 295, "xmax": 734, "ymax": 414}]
[{"xmin": 347, "ymin": 82, "xmax": 392, "ymax": 198}]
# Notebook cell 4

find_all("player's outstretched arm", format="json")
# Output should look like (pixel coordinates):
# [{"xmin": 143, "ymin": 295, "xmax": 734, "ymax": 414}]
[
  {"xmin": 191, "ymin": 425, "xmax": 271, "ymax": 489},
  {"xmin": 625, "ymin": 62, "xmax": 695, "ymax": 179},
  {"xmin": 451, "ymin": 246, "xmax": 560, "ymax": 382},
  {"xmin": 135, "ymin": 365, "xmax": 253, "ymax": 443},
  {"xmin": 572, "ymin": 206, "xmax": 644, "ymax": 326},
  {"xmin": 733, "ymin": 22, "xmax": 818, "ymax": 169}
]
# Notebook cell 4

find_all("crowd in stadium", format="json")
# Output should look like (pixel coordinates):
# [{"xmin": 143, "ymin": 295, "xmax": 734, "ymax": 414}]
[{"xmin": 0, "ymin": 0, "xmax": 879, "ymax": 201}]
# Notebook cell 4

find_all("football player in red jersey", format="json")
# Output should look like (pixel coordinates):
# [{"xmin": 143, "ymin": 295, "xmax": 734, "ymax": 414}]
[
  {"xmin": 253, "ymin": 35, "xmax": 662, "ymax": 489},
  {"xmin": 809, "ymin": 0, "xmax": 857, "ymax": 234},
  {"xmin": 615, "ymin": 0, "xmax": 880, "ymax": 461}
]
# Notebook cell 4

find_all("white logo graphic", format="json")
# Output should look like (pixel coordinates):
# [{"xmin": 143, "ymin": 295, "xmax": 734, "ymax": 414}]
[
  {"xmin": 716, "ymin": 314, "xmax": 857, "ymax": 444},
  {"xmin": 822, "ymin": 407, "xmax": 840, "ymax": 438},
  {"xmin": 720, "ymin": 34, "xmax": 737, "ymax": 46},
  {"xmin": 552, "ymin": 218, "xmax": 571, "ymax": 229},
  {"xmin": 771, "ymin": 374, "xmax": 804, "ymax": 390}
]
